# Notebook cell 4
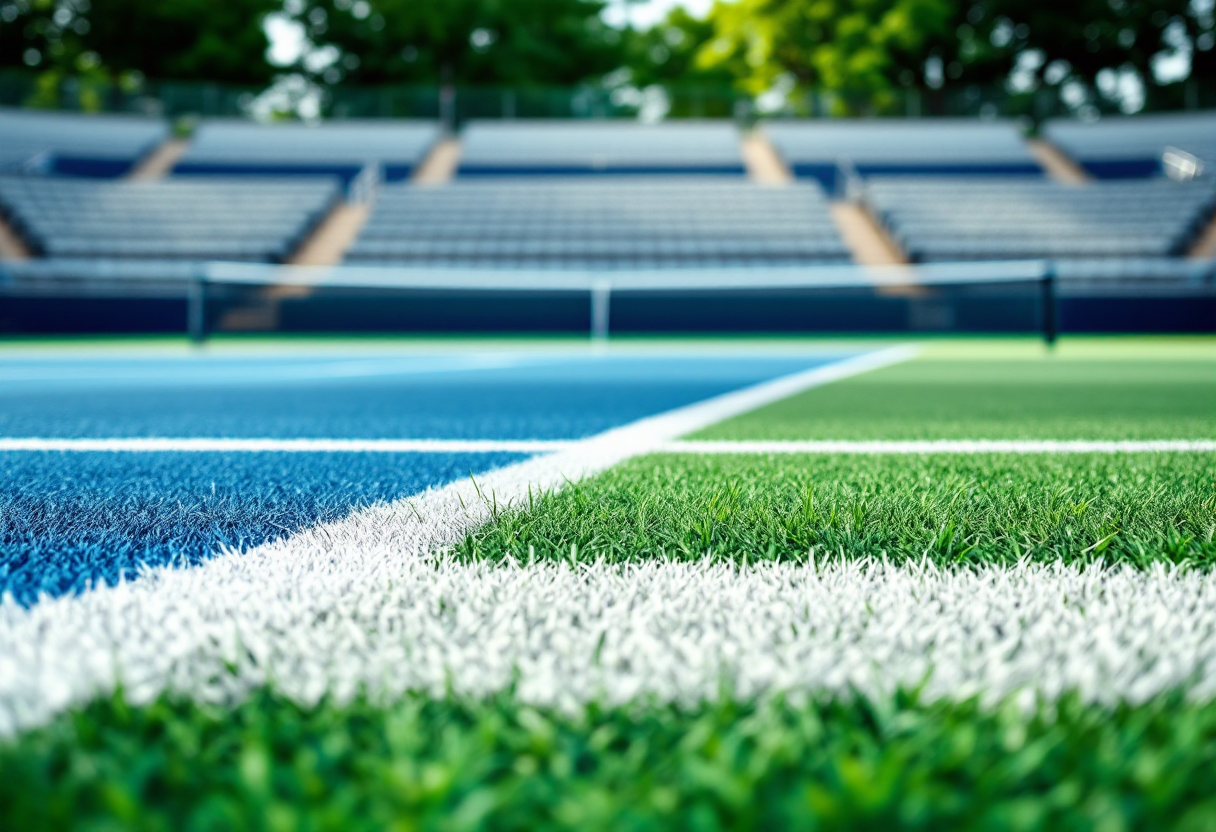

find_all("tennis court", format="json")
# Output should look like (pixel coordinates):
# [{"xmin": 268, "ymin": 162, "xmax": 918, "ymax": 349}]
[{"xmin": 2, "ymin": 336, "xmax": 1215, "ymax": 829}]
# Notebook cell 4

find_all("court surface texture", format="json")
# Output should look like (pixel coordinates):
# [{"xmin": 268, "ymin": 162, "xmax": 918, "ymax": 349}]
[
  {"xmin": 0, "ymin": 347, "xmax": 858, "ymax": 607},
  {"xmin": 1, "ymin": 337, "xmax": 1215, "ymax": 831}
]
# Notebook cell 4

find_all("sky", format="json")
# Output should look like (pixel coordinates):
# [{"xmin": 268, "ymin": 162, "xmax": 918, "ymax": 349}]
[{"xmin": 266, "ymin": 0, "xmax": 713, "ymax": 68}]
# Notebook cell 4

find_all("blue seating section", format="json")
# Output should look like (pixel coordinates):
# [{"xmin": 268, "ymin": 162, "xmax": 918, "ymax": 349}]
[
  {"xmin": 864, "ymin": 177, "xmax": 1216, "ymax": 262},
  {"xmin": 457, "ymin": 121, "xmax": 746, "ymax": 176},
  {"xmin": 174, "ymin": 120, "xmax": 441, "ymax": 186},
  {"xmin": 764, "ymin": 119, "xmax": 1043, "ymax": 193},
  {"xmin": 0, "ymin": 108, "xmax": 168, "ymax": 178},
  {"xmin": 0, "ymin": 176, "xmax": 341, "ymax": 262},
  {"xmin": 345, "ymin": 180, "xmax": 850, "ymax": 268},
  {"xmin": 1042, "ymin": 112, "xmax": 1216, "ymax": 180}
]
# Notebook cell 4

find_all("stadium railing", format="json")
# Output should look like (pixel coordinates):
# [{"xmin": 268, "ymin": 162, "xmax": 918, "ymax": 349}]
[
  {"xmin": 5, "ymin": 258, "xmax": 1215, "ymax": 337},
  {"xmin": 186, "ymin": 260, "xmax": 1061, "ymax": 344}
]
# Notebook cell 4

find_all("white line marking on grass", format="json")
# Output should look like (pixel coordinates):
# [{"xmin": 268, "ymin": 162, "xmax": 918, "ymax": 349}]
[
  {"xmin": 0, "ymin": 346, "xmax": 917, "ymax": 734},
  {"xmin": 3, "ymin": 560, "xmax": 1214, "ymax": 732},
  {"xmin": 660, "ymin": 439, "xmax": 1216, "ymax": 454},
  {"xmin": 0, "ymin": 438, "xmax": 578, "ymax": 454}
]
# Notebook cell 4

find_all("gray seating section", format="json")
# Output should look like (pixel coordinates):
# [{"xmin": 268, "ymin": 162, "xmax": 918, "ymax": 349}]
[
  {"xmin": 1043, "ymin": 112, "xmax": 1216, "ymax": 180},
  {"xmin": 174, "ymin": 120, "xmax": 442, "ymax": 183},
  {"xmin": 457, "ymin": 121, "xmax": 746, "ymax": 176},
  {"xmin": 345, "ymin": 180, "xmax": 850, "ymax": 268},
  {"xmin": 864, "ymin": 177, "xmax": 1216, "ymax": 262},
  {"xmin": 764, "ymin": 119, "xmax": 1042, "ymax": 193},
  {"xmin": 0, "ymin": 108, "xmax": 168, "ymax": 177},
  {"xmin": 0, "ymin": 144, "xmax": 51, "ymax": 174},
  {"xmin": 0, "ymin": 176, "xmax": 341, "ymax": 262}
]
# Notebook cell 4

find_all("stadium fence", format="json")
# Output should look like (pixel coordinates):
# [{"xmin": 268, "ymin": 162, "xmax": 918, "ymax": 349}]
[
  {"xmin": 5, "ymin": 259, "xmax": 1214, "ymax": 338},
  {"xmin": 183, "ymin": 260, "xmax": 1061, "ymax": 343}
]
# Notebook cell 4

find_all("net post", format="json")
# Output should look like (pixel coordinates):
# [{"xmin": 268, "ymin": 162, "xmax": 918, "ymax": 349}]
[
  {"xmin": 1040, "ymin": 260, "xmax": 1058, "ymax": 348},
  {"xmin": 590, "ymin": 280, "xmax": 611, "ymax": 343},
  {"xmin": 188, "ymin": 265, "xmax": 208, "ymax": 346}
]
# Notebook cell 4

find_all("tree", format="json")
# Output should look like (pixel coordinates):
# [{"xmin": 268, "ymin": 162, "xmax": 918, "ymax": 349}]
[
  {"xmin": 695, "ymin": 0, "xmax": 955, "ymax": 113},
  {"xmin": 943, "ymin": 0, "xmax": 1216, "ymax": 112},
  {"xmin": 690, "ymin": 0, "xmax": 1214, "ymax": 114},
  {"xmin": 289, "ymin": 0, "xmax": 624, "ymax": 87},
  {"xmin": 86, "ymin": 0, "xmax": 280, "ymax": 85},
  {"xmin": 1, "ymin": 0, "xmax": 279, "ymax": 85},
  {"xmin": 622, "ymin": 5, "xmax": 736, "ymax": 89},
  {"xmin": 1, "ymin": 0, "xmax": 90, "ymax": 74}
]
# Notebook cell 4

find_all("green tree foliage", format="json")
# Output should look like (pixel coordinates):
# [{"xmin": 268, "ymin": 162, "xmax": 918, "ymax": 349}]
[
  {"xmin": 0, "ymin": 0, "xmax": 278, "ymax": 84},
  {"xmin": 85, "ymin": 0, "xmax": 280, "ymax": 84},
  {"xmin": 622, "ymin": 6, "xmax": 735, "ymax": 89},
  {"xmin": 686, "ymin": 0, "xmax": 1214, "ymax": 113},
  {"xmin": 697, "ymin": 0, "xmax": 953, "ymax": 109},
  {"xmin": 927, "ymin": 0, "xmax": 1214, "ymax": 110},
  {"xmin": 0, "ymin": 0, "xmax": 90, "ymax": 74},
  {"xmin": 288, "ymin": 0, "xmax": 623, "ymax": 86}
]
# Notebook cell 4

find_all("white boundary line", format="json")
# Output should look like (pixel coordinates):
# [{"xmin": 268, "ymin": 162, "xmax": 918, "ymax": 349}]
[
  {"xmin": 0, "ymin": 347, "xmax": 914, "ymax": 458},
  {"xmin": 11, "ymin": 344, "xmax": 1216, "ymax": 738},
  {"xmin": 0, "ymin": 347, "xmax": 918, "ymax": 733},
  {"xmin": 660, "ymin": 439, "xmax": 1216, "ymax": 454}
]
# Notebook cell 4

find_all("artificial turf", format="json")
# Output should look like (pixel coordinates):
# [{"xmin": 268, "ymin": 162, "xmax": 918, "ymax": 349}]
[
  {"xmin": 5, "ymin": 340, "xmax": 1216, "ymax": 828},
  {"xmin": 0, "ymin": 450, "xmax": 526, "ymax": 606},
  {"xmin": 457, "ymin": 452, "xmax": 1216, "ymax": 568},
  {"xmin": 697, "ymin": 358, "xmax": 1216, "ymax": 441},
  {"xmin": 3, "ymin": 688, "xmax": 1216, "ymax": 832}
]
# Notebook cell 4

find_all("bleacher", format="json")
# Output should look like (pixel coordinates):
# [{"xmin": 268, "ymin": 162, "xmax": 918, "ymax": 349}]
[
  {"xmin": 1042, "ymin": 111, "xmax": 1216, "ymax": 179},
  {"xmin": 0, "ymin": 108, "xmax": 168, "ymax": 178},
  {"xmin": 0, "ymin": 176, "xmax": 341, "ymax": 262},
  {"xmin": 457, "ymin": 120, "xmax": 746, "ymax": 176},
  {"xmin": 864, "ymin": 177, "xmax": 1216, "ymax": 262},
  {"xmin": 763, "ymin": 119, "xmax": 1043, "ymax": 194},
  {"xmin": 173, "ymin": 120, "xmax": 442, "ymax": 186},
  {"xmin": 0, "ymin": 108, "xmax": 1212, "ymax": 335},
  {"xmin": 345, "ymin": 180, "xmax": 850, "ymax": 268}
]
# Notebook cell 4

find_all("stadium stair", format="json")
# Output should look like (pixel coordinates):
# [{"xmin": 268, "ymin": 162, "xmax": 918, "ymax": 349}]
[
  {"xmin": 0, "ymin": 213, "xmax": 31, "ymax": 260},
  {"xmin": 289, "ymin": 203, "xmax": 372, "ymax": 266},
  {"xmin": 411, "ymin": 138, "xmax": 462, "ymax": 185},
  {"xmin": 829, "ymin": 203, "xmax": 908, "ymax": 266},
  {"xmin": 739, "ymin": 133, "xmax": 793, "ymax": 185},
  {"xmin": 1190, "ymin": 212, "xmax": 1216, "ymax": 258},
  {"xmin": 127, "ymin": 139, "xmax": 191, "ymax": 180},
  {"xmin": 216, "ymin": 194, "xmax": 374, "ymax": 331},
  {"xmin": 1025, "ymin": 139, "xmax": 1090, "ymax": 185}
]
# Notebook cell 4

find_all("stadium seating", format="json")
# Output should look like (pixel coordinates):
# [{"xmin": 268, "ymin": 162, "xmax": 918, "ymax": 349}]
[
  {"xmin": 763, "ymin": 119, "xmax": 1043, "ymax": 194},
  {"xmin": 863, "ymin": 177, "xmax": 1216, "ymax": 262},
  {"xmin": 344, "ymin": 180, "xmax": 851, "ymax": 268},
  {"xmin": 173, "ymin": 119, "xmax": 442, "ymax": 185},
  {"xmin": 0, "ymin": 108, "xmax": 168, "ymax": 177},
  {"xmin": 457, "ymin": 120, "xmax": 747, "ymax": 176},
  {"xmin": 0, "ymin": 176, "xmax": 341, "ymax": 262},
  {"xmin": 1042, "ymin": 111, "xmax": 1216, "ymax": 179}
]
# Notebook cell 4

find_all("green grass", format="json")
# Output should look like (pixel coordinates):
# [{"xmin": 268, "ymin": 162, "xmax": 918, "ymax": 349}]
[
  {"xmin": 459, "ymin": 453, "xmax": 1216, "ymax": 567},
  {"xmin": 697, "ymin": 358, "xmax": 1216, "ymax": 441},
  {"xmin": 3, "ymin": 688, "xmax": 1216, "ymax": 832}
]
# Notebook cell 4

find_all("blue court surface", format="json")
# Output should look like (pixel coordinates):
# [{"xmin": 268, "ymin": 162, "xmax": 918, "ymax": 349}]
[{"xmin": 0, "ymin": 347, "xmax": 850, "ymax": 607}]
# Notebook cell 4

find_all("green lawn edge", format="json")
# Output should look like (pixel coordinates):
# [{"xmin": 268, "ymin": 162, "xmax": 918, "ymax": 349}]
[
  {"xmin": 459, "ymin": 452, "xmax": 1216, "ymax": 569},
  {"xmin": 3, "ymin": 687, "xmax": 1216, "ymax": 831}
]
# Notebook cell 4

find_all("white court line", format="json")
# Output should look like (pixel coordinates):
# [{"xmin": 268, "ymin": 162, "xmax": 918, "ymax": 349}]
[
  {"xmin": 660, "ymin": 439, "xmax": 1216, "ymax": 454},
  {"xmin": 0, "ymin": 347, "xmax": 915, "ymax": 456},
  {"xmin": 0, "ymin": 346, "xmax": 917, "ymax": 734}
]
